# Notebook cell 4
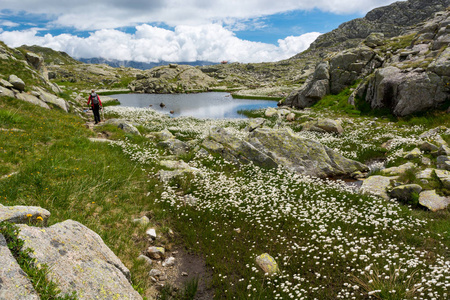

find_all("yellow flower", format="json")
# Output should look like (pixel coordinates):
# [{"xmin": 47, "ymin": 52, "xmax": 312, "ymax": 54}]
[
  {"xmin": 36, "ymin": 216, "xmax": 43, "ymax": 221},
  {"xmin": 26, "ymin": 214, "xmax": 32, "ymax": 218}
]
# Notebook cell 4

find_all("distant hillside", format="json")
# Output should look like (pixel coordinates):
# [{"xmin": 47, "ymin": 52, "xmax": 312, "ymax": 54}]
[
  {"xmin": 19, "ymin": 45, "xmax": 82, "ymax": 66},
  {"xmin": 77, "ymin": 58, "xmax": 218, "ymax": 70}
]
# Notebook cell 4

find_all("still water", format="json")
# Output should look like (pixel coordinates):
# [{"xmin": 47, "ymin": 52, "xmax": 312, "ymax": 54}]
[{"xmin": 111, "ymin": 92, "xmax": 278, "ymax": 119}]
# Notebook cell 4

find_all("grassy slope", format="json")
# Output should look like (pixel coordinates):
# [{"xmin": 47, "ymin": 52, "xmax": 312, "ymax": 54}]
[{"xmin": 0, "ymin": 96, "xmax": 166, "ymax": 297}]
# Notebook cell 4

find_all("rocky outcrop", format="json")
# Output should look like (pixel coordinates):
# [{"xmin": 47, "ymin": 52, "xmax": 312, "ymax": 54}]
[
  {"xmin": 307, "ymin": 0, "xmax": 450, "ymax": 52},
  {"xmin": 18, "ymin": 220, "xmax": 142, "ymax": 299},
  {"xmin": 284, "ymin": 1, "xmax": 450, "ymax": 116},
  {"xmin": 0, "ymin": 205, "xmax": 142, "ymax": 299},
  {"xmin": 129, "ymin": 64, "xmax": 217, "ymax": 94},
  {"xmin": 204, "ymin": 127, "xmax": 368, "ymax": 178},
  {"xmin": 365, "ymin": 66, "xmax": 448, "ymax": 116}
]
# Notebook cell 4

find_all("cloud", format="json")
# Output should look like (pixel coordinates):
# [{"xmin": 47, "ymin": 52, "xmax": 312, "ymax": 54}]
[
  {"xmin": 0, "ymin": 0, "xmax": 400, "ymax": 30},
  {"xmin": 0, "ymin": 24, "xmax": 321, "ymax": 63},
  {"xmin": 0, "ymin": 20, "xmax": 19, "ymax": 27}
]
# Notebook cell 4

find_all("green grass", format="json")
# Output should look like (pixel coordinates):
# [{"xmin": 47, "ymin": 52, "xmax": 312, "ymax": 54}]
[
  {"xmin": 231, "ymin": 94, "xmax": 283, "ymax": 101},
  {"xmin": 0, "ymin": 96, "xmax": 165, "ymax": 298}
]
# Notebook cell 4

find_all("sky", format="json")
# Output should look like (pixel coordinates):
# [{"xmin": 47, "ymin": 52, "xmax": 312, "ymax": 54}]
[{"xmin": 0, "ymin": 0, "xmax": 402, "ymax": 63}]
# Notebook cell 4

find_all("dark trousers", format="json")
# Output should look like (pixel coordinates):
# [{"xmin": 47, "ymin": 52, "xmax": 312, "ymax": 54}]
[{"xmin": 93, "ymin": 104, "xmax": 101, "ymax": 123}]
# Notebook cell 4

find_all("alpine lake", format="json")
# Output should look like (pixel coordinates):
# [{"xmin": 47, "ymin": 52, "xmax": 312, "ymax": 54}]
[{"xmin": 111, "ymin": 92, "xmax": 278, "ymax": 119}]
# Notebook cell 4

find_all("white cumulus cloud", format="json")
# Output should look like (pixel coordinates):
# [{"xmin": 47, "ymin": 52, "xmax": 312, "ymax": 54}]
[{"xmin": 0, "ymin": 24, "xmax": 321, "ymax": 63}]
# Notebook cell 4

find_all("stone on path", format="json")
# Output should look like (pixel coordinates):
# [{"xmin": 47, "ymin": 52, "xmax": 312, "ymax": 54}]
[{"xmin": 0, "ymin": 233, "xmax": 40, "ymax": 300}]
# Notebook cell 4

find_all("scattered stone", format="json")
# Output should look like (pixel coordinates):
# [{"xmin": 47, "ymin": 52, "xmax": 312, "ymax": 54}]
[
  {"xmin": 380, "ymin": 162, "xmax": 416, "ymax": 176},
  {"xmin": 302, "ymin": 118, "xmax": 344, "ymax": 134},
  {"xmin": 420, "ymin": 141, "xmax": 439, "ymax": 152},
  {"xmin": 419, "ymin": 190, "xmax": 450, "ymax": 212},
  {"xmin": 146, "ymin": 246, "xmax": 165, "ymax": 260},
  {"xmin": 0, "ymin": 234, "xmax": 40, "ymax": 300},
  {"xmin": 389, "ymin": 184, "xmax": 422, "ymax": 202},
  {"xmin": 149, "ymin": 269, "xmax": 162, "ymax": 277},
  {"xmin": 18, "ymin": 220, "xmax": 142, "ymax": 299},
  {"xmin": 255, "ymin": 253, "xmax": 280, "ymax": 275},
  {"xmin": 181, "ymin": 272, "xmax": 188, "ymax": 276},
  {"xmin": 404, "ymin": 148, "xmax": 421, "ymax": 159},
  {"xmin": 436, "ymin": 156, "xmax": 450, "ymax": 171},
  {"xmin": 0, "ymin": 205, "xmax": 50, "ymax": 225},
  {"xmin": 104, "ymin": 119, "xmax": 141, "ymax": 135},
  {"xmin": 133, "ymin": 215, "xmax": 150, "ymax": 225},
  {"xmin": 8, "ymin": 75, "xmax": 25, "ymax": 91},
  {"xmin": 152, "ymin": 129, "xmax": 175, "ymax": 141},
  {"xmin": 162, "ymin": 257, "xmax": 175, "ymax": 267},
  {"xmin": 434, "ymin": 169, "xmax": 450, "ymax": 189},
  {"xmin": 158, "ymin": 139, "xmax": 190, "ymax": 156},
  {"xmin": 286, "ymin": 113, "xmax": 296, "ymax": 121},
  {"xmin": 246, "ymin": 118, "xmax": 265, "ymax": 132},
  {"xmin": 421, "ymin": 157, "xmax": 432, "ymax": 165},
  {"xmin": 146, "ymin": 228, "xmax": 157, "ymax": 240},
  {"xmin": 438, "ymin": 145, "xmax": 450, "ymax": 156},
  {"xmin": 181, "ymin": 194, "xmax": 198, "ymax": 206},
  {"xmin": 361, "ymin": 175, "xmax": 396, "ymax": 200},
  {"xmin": 417, "ymin": 168, "xmax": 435, "ymax": 180},
  {"xmin": 234, "ymin": 228, "xmax": 241, "ymax": 233},
  {"xmin": 159, "ymin": 274, "xmax": 168, "ymax": 281},
  {"xmin": 138, "ymin": 254, "xmax": 153, "ymax": 266},
  {"xmin": 265, "ymin": 107, "xmax": 278, "ymax": 117}
]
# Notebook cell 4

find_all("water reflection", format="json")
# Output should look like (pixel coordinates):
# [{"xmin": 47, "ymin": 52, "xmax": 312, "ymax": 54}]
[{"xmin": 111, "ymin": 92, "xmax": 277, "ymax": 119}]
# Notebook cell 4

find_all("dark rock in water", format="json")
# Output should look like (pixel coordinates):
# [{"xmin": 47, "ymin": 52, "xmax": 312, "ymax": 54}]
[{"xmin": 160, "ymin": 103, "xmax": 165, "ymax": 108}]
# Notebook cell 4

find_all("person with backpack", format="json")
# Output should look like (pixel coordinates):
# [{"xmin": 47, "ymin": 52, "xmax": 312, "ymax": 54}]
[{"xmin": 87, "ymin": 90, "xmax": 103, "ymax": 124}]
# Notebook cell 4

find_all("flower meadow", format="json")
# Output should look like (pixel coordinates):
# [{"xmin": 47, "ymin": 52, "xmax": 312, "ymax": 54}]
[{"xmin": 106, "ymin": 106, "xmax": 449, "ymax": 299}]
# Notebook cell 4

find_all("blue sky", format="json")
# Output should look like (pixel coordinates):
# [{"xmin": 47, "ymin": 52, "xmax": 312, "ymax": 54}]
[{"xmin": 0, "ymin": 1, "xmax": 400, "ymax": 63}]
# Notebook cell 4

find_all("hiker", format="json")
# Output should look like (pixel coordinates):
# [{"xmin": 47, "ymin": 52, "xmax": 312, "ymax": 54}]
[{"xmin": 87, "ymin": 90, "xmax": 102, "ymax": 124}]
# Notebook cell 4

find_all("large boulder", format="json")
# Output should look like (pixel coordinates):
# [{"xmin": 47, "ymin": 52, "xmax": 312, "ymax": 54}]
[
  {"xmin": 0, "ymin": 234, "xmax": 40, "ymax": 300},
  {"xmin": 8, "ymin": 75, "xmax": 25, "ymax": 91},
  {"xmin": 18, "ymin": 220, "xmax": 142, "ymax": 299},
  {"xmin": 15, "ymin": 93, "xmax": 51, "ymax": 109},
  {"xmin": 207, "ymin": 127, "xmax": 367, "ymax": 178},
  {"xmin": 284, "ymin": 62, "xmax": 330, "ymax": 108},
  {"xmin": 364, "ymin": 66, "xmax": 448, "ymax": 116},
  {"xmin": 35, "ymin": 88, "xmax": 69, "ymax": 112},
  {"xmin": 207, "ymin": 127, "xmax": 277, "ymax": 169}
]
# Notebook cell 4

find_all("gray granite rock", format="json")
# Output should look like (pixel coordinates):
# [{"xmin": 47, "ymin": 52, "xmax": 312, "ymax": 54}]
[
  {"xmin": 419, "ymin": 190, "xmax": 450, "ymax": 212},
  {"xmin": 18, "ymin": 220, "xmax": 142, "ymax": 300},
  {"xmin": 0, "ymin": 233, "xmax": 39, "ymax": 300},
  {"xmin": 0, "ymin": 205, "xmax": 50, "ymax": 225}
]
